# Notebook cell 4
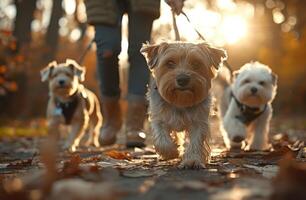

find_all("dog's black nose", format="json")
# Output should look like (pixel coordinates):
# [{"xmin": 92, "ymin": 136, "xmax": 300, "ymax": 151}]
[
  {"xmin": 59, "ymin": 80, "xmax": 65, "ymax": 86},
  {"xmin": 232, "ymin": 136, "xmax": 244, "ymax": 143},
  {"xmin": 251, "ymin": 87, "xmax": 258, "ymax": 94},
  {"xmin": 176, "ymin": 74, "xmax": 190, "ymax": 87}
]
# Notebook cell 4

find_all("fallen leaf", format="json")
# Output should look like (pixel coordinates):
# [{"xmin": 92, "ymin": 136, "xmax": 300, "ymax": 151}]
[
  {"xmin": 7, "ymin": 158, "xmax": 33, "ymax": 169},
  {"xmin": 297, "ymin": 147, "xmax": 306, "ymax": 159},
  {"xmin": 0, "ymin": 163, "xmax": 9, "ymax": 169},
  {"xmin": 61, "ymin": 155, "xmax": 82, "ymax": 177},
  {"xmin": 105, "ymin": 150, "xmax": 132, "ymax": 161},
  {"xmin": 271, "ymin": 153, "xmax": 306, "ymax": 200}
]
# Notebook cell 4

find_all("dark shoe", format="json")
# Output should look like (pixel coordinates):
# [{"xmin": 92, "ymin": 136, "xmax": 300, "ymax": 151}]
[
  {"xmin": 99, "ymin": 98, "xmax": 122, "ymax": 146},
  {"xmin": 125, "ymin": 101, "xmax": 147, "ymax": 148}
]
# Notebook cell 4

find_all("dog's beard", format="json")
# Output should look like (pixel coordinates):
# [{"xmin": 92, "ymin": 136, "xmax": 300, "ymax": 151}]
[
  {"xmin": 50, "ymin": 83, "xmax": 78, "ymax": 98},
  {"xmin": 158, "ymin": 75, "xmax": 209, "ymax": 108}
]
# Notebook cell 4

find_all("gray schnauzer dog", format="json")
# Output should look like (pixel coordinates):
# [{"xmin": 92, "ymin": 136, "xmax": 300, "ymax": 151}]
[{"xmin": 141, "ymin": 41, "xmax": 227, "ymax": 169}]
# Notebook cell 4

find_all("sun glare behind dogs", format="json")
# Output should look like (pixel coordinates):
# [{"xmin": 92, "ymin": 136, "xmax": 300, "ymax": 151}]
[
  {"xmin": 220, "ymin": 15, "xmax": 248, "ymax": 44},
  {"xmin": 156, "ymin": 0, "xmax": 252, "ymax": 46}
]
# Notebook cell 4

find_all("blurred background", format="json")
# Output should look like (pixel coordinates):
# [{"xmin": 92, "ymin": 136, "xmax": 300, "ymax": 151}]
[{"xmin": 0, "ymin": 0, "xmax": 305, "ymax": 136}]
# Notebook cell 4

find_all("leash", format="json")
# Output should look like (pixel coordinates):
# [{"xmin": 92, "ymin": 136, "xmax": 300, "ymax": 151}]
[
  {"xmin": 171, "ymin": 10, "xmax": 233, "ymax": 73},
  {"xmin": 78, "ymin": 38, "xmax": 95, "ymax": 65}
]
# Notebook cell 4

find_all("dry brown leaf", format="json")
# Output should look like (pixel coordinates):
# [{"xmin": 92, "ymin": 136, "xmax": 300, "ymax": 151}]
[
  {"xmin": 7, "ymin": 158, "xmax": 33, "ymax": 169},
  {"xmin": 271, "ymin": 153, "xmax": 306, "ymax": 200},
  {"xmin": 105, "ymin": 150, "xmax": 132, "ymax": 161},
  {"xmin": 61, "ymin": 154, "xmax": 82, "ymax": 177}
]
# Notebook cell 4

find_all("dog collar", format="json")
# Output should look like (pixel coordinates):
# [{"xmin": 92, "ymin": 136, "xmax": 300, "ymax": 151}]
[
  {"xmin": 231, "ymin": 91, "xmax": 267, "ymax": 125},
  {"xmin": 54, "ymin": 91, "xmax": 79, "ymax": 125}
]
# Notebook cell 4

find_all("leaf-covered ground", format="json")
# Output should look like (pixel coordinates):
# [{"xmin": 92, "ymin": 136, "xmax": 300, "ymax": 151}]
[{"xmin": 0, "ymin": 117, "xmax": 305, "ymax": 200}]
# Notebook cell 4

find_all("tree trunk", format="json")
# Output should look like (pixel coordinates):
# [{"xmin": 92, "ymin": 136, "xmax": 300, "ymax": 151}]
[
  {"xmin": 45, "ymin": 0, "xmax": 63, "ymax": 61},
  {"xmin": 13, "ymin": 0, "xmax": 37, "ymax": 51}
]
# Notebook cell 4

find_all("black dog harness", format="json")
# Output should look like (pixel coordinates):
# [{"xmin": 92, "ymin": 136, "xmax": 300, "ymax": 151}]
[
  {"xmin": 231, "ymin": 92, "xmax": 267, "ymax": 125},
  {"xmin": 54, "ymin": 92, "xmax": 79, "ymax": 125}
]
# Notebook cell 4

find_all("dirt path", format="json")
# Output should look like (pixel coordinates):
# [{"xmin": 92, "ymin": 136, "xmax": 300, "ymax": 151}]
[{"xmin": 0, "ymin": 119, "xmax": 305, "ymax": 200}]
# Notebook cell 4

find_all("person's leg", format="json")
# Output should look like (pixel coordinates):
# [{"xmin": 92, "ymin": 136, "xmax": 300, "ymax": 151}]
[
  {"xmin": 94, "ymin": 13, "xmax": 123, "ymax": 146},
  {"xmin": 95, "ymin": 25, "xmax": 122, "ymax": 99},
  {"xmin": 125, "ymin": 11, "xmax": 155, "ymax": 147},
  {"xmin": 127, "ymin": 13, "xmax": 153, "ymax": 100}
]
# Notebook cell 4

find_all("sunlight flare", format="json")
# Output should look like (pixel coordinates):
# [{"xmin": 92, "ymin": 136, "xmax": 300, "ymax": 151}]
[
  {"xmin": 220, "ymin": 15, "xmax": 248, "ymax": 44},
  {"xmin": 155, "ymin": 0, "xmax": 252, "ymax": 46}
]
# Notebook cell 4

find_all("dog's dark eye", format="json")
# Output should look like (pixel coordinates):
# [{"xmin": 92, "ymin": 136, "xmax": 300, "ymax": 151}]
[
  {"xmin": 243, "ymin": 79, "xmax": 250, "ymax": 84},
  {"xmin": 50, "ymin": 73, "xmax": 57, "ymax": 78},
  {"xmin": 191, "ymin": 62, "xmax": 201, "ymax": 69},
  {"xmin": 166, "ymin": 60, "xmax": 176, "ymax": 68},
  {"xmin": 259, "ymin": 81, "xmax": 265, "ymax": 86},
  {"xmin": 65, "ymin": 72, "xmax": 73, "ymax": 77}
]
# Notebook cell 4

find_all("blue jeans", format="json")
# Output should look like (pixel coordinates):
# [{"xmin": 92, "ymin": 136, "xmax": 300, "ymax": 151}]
[{"xmin": 94, "ymin": 1, "xmax": 154, "ymax": 102}]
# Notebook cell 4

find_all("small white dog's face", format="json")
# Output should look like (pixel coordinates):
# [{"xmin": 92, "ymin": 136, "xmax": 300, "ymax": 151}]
[
  {"xmin": 232, "ymin": 62, "xmax": 277, "ymax": 107},
  {"xmin": 40, "ymin": 59, "xmax": 85, "ymax": 97}
]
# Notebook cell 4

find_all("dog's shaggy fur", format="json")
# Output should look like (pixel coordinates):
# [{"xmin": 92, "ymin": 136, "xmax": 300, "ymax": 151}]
[
  {"xmin": 215, "ymin": 61, "xmax": 277, "ymax": 150},
  {"xmin": 40, "ymin": 59, "xmax": 102, "ymax": 152},
  {"xmin": 141, "ymin": 42, "xmax": 227, "ymax": 168}
]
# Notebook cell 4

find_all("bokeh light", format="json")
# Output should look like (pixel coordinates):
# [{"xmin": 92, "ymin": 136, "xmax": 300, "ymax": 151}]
[
  {"xmin": 69, "ymin": 28, "xmax": 81, "ymax": 42},
  {"xmin": 63, "ymin": 0, "xmax": 76, "ymax": 15}
]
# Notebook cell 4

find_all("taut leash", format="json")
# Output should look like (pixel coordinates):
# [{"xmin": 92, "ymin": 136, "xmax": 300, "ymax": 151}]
[
  {"xmin": 172, "ymin": 11, "xmax": 181, "ymax": 41},
  {"xmin": 78, "ymin": 38, "xmax": 95, "ymax": 65},
  {"xmin": 171, "ymin": 10, "xmax": 233, "ymax": 73}
]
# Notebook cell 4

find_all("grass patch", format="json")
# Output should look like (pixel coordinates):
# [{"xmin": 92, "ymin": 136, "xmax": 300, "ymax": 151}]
[{"xmin": 0, "ymin": 126, "xmax": 47, "ymax": 138}]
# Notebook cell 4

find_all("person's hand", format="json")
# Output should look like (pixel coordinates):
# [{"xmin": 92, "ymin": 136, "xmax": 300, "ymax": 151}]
[{"xmin": 165, "ymin": 0, "xmax": 185, "ymax": 15}]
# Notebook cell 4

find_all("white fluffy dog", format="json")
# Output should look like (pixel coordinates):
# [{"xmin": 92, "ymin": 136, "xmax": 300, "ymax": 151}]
[{"xmin": 216, "ymin": 61, "xmax": 277, "ymax": 150}]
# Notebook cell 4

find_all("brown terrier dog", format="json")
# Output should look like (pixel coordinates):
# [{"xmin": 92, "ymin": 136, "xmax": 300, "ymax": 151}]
[
  {"xmin": 141, "ymin": 42, "xmax": 227, "ymax": 169},
  {"xmin": 40, "ymin": 59, "xmax": 102, "ymax": 152}
]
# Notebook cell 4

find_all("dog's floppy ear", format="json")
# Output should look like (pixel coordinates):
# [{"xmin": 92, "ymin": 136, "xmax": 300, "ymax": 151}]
[
  {"xmin": 208, "ymin": 46, "xmax": 227, "ymax": 70},
  {"xmin": 40, "ymin": 61, "xmax": 57, "ymax": 82},
  {"xmin": 140, "ymin": 42, "xmax": 168, "ymax": 69},
  {"xmin": 232, "ymin": 70, "xmax": 240, "ymax": 80},
  {"xmin": 66, "ymin": 59, "xmax": 86, "ymax": 82},
  {"xmin": 271, "ymin": 72, "xmax": 278, "ymax": 85},
  {"xmin": 198, "ymin": 43, "xmax": 227, "ymax": 70}
]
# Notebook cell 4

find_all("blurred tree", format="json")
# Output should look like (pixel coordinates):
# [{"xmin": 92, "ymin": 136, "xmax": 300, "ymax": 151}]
[
  {"xmin": 45, "ymin": 0, "xmax": 63, "ymax": 61},
  {"xmin": 13, "ymin": 0, "xmax": 37, "ymax": 54}
]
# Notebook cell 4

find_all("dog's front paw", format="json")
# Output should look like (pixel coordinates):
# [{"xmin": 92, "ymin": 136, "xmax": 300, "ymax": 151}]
[
  {"xmin": 63, "ymin": 143, "xmax": 77, "ymax": 153},
  {"xmin": 69, "ymin": 145, "xmax": 77, "ymax": 152},
  {"xmin": 178, "ymin": 159, "xmax": 206, "ymax": 169},
  {"xmin": 246, "ymin": 142, "xmax": 270, "ymax": 151},
  {"xmin": 155, "ymin": 143, "xmax": 179, "ymax": 160}
]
